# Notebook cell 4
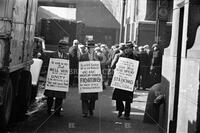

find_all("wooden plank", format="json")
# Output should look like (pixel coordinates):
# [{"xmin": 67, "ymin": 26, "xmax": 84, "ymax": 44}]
[
  {"xmin": 24, "ymin": 0, "xmax": 38, "ymax": 62},
  {"xmin": 0, "ymin": 0, "xmax": 13, "ymax": 34},
  {"xmin": 9, "ymin": 0, "xmax": 27, "ymax": 68}
]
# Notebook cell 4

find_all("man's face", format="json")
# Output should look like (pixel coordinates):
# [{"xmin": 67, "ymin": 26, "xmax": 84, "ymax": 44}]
[
  {"xmin": 59, "ymin": 46, "xmax": 68, "ymax": 53},
  {"xmin": 125, "ymin": 47, "xmax": 133, "ymax": 54},
  {"xmin": 75, "ymin": 42, "xmax": 79, "ymax": 46},
  {"xmin": 88, "ymin": 47, "xmax": 95, "ymax": 53},
  {"xmin": 153, "ymin": 46, "xmax": 158, "ymax": 51},
  {"xmin": 80, "ymin": 47, "xmax": 86, "ymax": 53}
]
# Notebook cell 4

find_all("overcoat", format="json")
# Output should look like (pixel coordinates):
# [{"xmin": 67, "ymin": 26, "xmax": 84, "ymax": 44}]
[
  {"xmin": 44, "ymin": 51, "xmax": 69, "ymax": 99},
  {"xmin": 150, "ymin": 49, "xmax": 162, "ymax": 84},
  {"xmin": 78, "ymin": 50, "xmax": 98, "ymax": 101},
  {"xmin": 111, "ymin": 52, "xmax": 134, "ymax": 103}
]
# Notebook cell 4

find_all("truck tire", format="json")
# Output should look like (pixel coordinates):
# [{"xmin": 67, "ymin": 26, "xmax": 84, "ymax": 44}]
[
  {"xmin": 16, "ymin": 70, "xmax": 32, "ymax": 120},
  {"xmin": 9, "ymin": 72, "xmax": 21, "ymax": 123},
  {"xmin": 0, "ymin": 78, "xmax": 14, "ymax": 130}
]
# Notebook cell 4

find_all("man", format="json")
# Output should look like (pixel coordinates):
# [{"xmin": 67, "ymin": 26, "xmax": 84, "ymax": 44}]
[
  {"xmin": 78, "ymin": 42, "xmax": 99, "ymax": 117},
  {"xmin": 150, "ymin": 43, "xmax": 163, "ymax": 85},
  {"xmin": 111, "ymin": 43, "xmax": 133, "ymax": 120},
  {"xmin": 69, "ymin": 39, "xmax": 79, "ymax": 87},
  {"xmin": 112, "ymin": 42, "xmax": 140, "ymax": 120},
  {"xmin": 44, "ymin": 40, "xmax": 69, "ymax": 116},
  {"xmin": 143, "ymin": 44, "xmax": 153, "ymax": 88}
]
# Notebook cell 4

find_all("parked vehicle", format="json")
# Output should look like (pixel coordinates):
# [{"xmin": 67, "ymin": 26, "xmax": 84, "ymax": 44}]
[
  {"xmin": 37, "ymin": 18, "xmax": 86, "ymax": 51},
  {"xmin": 33, "ymin": 37, "xmax": 56, "ymax": 76},
  {"xmin": 0, "ymin": 0, "xmax": 39, "ymax": 129}
]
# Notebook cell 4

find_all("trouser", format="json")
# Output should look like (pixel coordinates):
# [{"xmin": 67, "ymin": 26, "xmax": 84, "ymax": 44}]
[
  {"xmin": 82, "ymin": 100, "xmax": 96, "ymax": 114},
  {"xmin": 116, "ymin": 100, "xmax": 131, "ymax": 117},
  {"xmin": 47, "ymin": 97, "xmax": 63, "ymax": 114},
  {"xmin": 69, "ymin": 74, "xmax": 78, "ymax": 86}
]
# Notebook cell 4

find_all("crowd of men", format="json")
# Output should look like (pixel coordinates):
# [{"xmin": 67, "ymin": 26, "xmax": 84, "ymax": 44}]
[
  {"xmin": 43, "ymin": 39, "xmax": 163, "ymax": 119},
  {"xmin": 68, "ymin": 39, "xmax": 163, "ymax": 90}
]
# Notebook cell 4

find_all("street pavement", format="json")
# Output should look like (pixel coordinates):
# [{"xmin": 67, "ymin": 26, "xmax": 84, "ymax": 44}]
[{"xmin": 10, "ymin": 85, "xmax": 161, "ymax": 133}]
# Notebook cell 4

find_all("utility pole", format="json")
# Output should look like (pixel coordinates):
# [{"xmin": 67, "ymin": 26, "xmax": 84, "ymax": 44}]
[{"xmin": 119, "ymin": 0, "xmax": 126, "ymax": 43}]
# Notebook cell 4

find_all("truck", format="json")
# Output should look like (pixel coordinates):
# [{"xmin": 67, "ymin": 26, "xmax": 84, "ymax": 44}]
[
  {"xmin": 0, "ymin": 0, "xmax": 39, "ymax": 129},
  {"xmin": 36, "ymin": 18, "xmax": 86, "ymax": 51}
]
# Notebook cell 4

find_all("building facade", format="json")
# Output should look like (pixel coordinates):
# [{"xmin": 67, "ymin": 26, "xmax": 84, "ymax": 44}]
[
  {"xmin": 38, "ymin": 0, "xmax": 120, "ymax": 46},
  {"xmin": 162, "ymin": 0, "xmax": 200, "ymax": 132},
  {"xmin": 37, "ymin": 0, "xmax": 200, "ymax": 132},
  {"xmin": 103, "ymin": 0, "xmax": 200, "ymax": 133}
]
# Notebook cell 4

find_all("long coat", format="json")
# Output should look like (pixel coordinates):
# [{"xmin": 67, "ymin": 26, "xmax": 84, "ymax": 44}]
[
  {"xmin": 44, "ymin": 51, "xmax": 69, "ymax": 99},
  {"xmin": 111, "ymin": 51, "xmax": 134, "ymax": 103},
  {"xmin": 150, "ymin": 49, "xmax": 162, "ymax": 85},
  {"xmin": 139, "ymin": 51, "xmax": 151, "ymax": 88},
  {"xmin": 78, "ymin": 50, "xmax": 98, "ymax": 101}
]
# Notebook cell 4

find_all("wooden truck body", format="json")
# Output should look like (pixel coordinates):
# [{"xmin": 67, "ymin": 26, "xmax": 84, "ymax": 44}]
[{"xmin": 0, "ymin": 0, "xmax": 39, "ymax": 129}]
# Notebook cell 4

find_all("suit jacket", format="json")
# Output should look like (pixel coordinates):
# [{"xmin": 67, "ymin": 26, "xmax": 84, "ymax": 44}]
[{"xmin": 44, "ymin": 51, "xmax": 69, "ymax": 99}]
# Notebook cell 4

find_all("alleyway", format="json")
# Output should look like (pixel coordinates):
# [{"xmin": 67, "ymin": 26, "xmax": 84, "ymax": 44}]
[{"xmin": 11, "ymin": 84, "xmax": 161, "ymax": 133}]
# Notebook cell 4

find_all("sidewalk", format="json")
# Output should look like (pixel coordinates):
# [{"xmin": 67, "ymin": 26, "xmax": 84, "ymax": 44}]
[
  {"xmin": 26, "ymin": 76, "xmax": 161, "ymax": 133},
  {"xmin": 95, "ymin": 87, "xmax": 161, "ymax": 133},
  {"xmin": 39, "ymin": 86, "xmax": 160, "ymax": 133}
]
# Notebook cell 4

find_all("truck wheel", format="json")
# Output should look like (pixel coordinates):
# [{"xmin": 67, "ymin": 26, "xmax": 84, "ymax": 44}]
[
  {"xmin": 0, "ymin": 78, "xmax": 14, "ymax": 130},
  {"xmin": 9, "ymin": 72, "xmax": 21, "ymax": 122},
  {"xmin": 17, "ymin": 70, "xmax": 32, "ymax": 120}
]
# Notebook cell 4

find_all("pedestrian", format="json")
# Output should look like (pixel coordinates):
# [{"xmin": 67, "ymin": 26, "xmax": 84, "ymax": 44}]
[
  {"xmin": 100, "ymin": 44, "xmax": 109, "ymax": 85},
  {"xmin": 77, "ymin": 43, "xmax": 99, "ymax": 117},
  {"xmin": 150, "ymin": 43, "xmax": 163, "ymax": 85},
  {"xmin": 111, "ymin": 43, "xmax": 134, "ymax": 120},
  {"xmin": 44, "ymin": 40, "xmax": 69, "ymax": 116},
  {"xmin": 69, "ymin": 39, "xmax": 79, "ymax": 87},
  {"xmin": 93, "ymin": 46, "xmax": 107, "ymax": 90},
  {"xmin": 138, "ymin": 46, "xmax": 148, "ymax": 90},
  {"xmin": 143, "ymin": 44, "xmax": 153, "ymax": 89},
  {"xmin": 107, "ymin": 44, "xmax": 120, "ymax": 86}
]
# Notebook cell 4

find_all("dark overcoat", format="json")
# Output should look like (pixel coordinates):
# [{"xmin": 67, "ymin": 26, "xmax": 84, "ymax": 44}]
[
  {"xmin": 150, "ymin": 49, "xmax": 162, "ymax": 84},
  {"xmin": 111, "ymin": 52, "xmax": 134, "ymax": 103},
  {"xmin": 78, "ymin": 50, "xmax": 98, "ymax": 101},
  {"xmin": 44, "ymin": 51, "xmax": 69, "ymax": 99}
]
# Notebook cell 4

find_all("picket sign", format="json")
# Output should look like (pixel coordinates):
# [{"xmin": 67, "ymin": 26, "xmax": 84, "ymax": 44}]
[
  {"xmin": 45, "ymin": 58, "xmax": 70, "ymax": 92},
  {"xmin": 111, "ymin": 57, "xmax": 139, "ymax": 92},
  {"xmin": 79, "ymin": 61, "xmax": 103, "ymax": 93}
]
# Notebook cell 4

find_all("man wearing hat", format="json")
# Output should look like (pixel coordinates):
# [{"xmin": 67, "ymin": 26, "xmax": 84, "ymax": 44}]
[
  {"xmin": 150, "ymin": 43, "xmax": 162, "ymax": 85},
  {"xmin": 44, "ymin": 40, "xmax": 69, "ymax": 116},
  {"xmin": 77, "ymin": 42, "xmax": 99, "ymax": 117},
  {"xmin": 111, "ymin": 42, "xmax": 140, "ymax": 120},
  {"xmin": 111, "ymin": 43, "xmax": 132, "ymax": 120}
]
